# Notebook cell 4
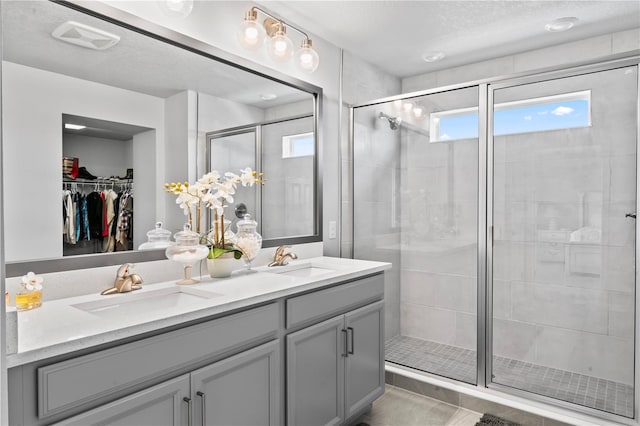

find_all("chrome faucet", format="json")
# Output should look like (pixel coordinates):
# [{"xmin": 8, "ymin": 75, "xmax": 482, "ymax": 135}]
[
  {"xmin": 268, "ymin": 245, "xmax": 298, "ymax": 267},
  {"xmin": 101, "ymin": 263, "xmax": 143, "ymax": 295}
]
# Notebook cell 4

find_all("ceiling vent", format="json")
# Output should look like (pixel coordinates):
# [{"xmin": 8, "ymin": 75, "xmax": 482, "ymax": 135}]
[{"xmin": 52, "ymin": 21, "xmax": 120, "ymax": 50}]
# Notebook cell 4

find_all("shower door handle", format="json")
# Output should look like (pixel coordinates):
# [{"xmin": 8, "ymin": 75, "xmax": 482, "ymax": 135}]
[{"xmin": 625, "ymin": 212, "xmax": 636, "ymax": 219}]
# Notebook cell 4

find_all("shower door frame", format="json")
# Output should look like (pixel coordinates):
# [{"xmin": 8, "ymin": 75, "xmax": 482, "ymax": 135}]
[
  {"xmin": 485, "ymin": 57, "xmax": 640, "ymax": 424},
  {"xmin": 348, "ymin": 51, "xmax": 640, "ymax": 424}
]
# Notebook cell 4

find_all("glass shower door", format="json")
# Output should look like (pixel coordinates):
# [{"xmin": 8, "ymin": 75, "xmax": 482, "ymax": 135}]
[
  {"xmin": 490, "ymin": 66, "xmax": 638, "ymax": 417},
  {"xmin": 354, "ymin": 86, "xmax": 480, "ymax": 384}
]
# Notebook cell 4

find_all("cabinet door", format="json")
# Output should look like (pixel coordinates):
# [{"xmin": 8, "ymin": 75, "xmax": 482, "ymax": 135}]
[
  {"xmin": 344, "ymin": 300, "xmax": 385, "ymax": 419},
  {"xmin": 191, "ymin": 340, "xmax": 280, "ymax": 426},
  {"xmin": 287, "ymin": 315, "xmax": 345, "ymax": 426},
  {"xmin": 53, "ymin": 375, "xmax": 190, "ymax": 426}
]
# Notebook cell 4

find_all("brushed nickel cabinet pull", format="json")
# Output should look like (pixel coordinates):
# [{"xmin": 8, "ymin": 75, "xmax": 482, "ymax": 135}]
[
  {"xmin": 183, "ymin": 397, "xmax": 192, "ymax": 426},
  {"xmin": 197, "ymin": 391, "xmax": 206, "ymax": 426},
  {"xmin": 347, "ymin": 327, "xmax": 355, "ymax": 355}
]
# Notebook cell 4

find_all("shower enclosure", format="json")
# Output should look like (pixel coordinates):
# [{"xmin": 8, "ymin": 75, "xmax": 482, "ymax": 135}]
[{"xmin": 351, "ymin": 56, "xmax": 639, "ymax": 421}]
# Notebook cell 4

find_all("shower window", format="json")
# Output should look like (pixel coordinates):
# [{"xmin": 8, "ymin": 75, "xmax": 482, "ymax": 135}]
[
  {"xmin": 431, "ymin": 90, "xmax": 591, "ymax": 142},
  {"xmin": 282, "ymin": 131, "xmax": 314, "ymax": 158}
]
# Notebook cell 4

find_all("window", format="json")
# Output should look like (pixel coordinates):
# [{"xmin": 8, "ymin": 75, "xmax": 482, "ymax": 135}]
[
  {"xmin": 282, "ymin": 132, "xmax": 314, "ymax": 158},
  {"xmin": 430, "ymin": 91, "xmax": 591, "ymax": 142}
]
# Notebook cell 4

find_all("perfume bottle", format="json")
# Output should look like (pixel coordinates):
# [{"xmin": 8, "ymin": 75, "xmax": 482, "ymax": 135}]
[{"xmin": 16, "ymin": 272, "xmax": 43, "ymax": 311}]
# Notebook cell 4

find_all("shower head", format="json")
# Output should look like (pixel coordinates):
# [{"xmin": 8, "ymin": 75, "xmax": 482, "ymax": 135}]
[{"xmin": 379, "ymin": 112, "xmax": 402, "ymax": 130}]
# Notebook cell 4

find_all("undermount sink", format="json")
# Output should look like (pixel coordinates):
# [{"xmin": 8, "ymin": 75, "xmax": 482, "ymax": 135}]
[
  {"xmin": 71, "ymin": 287, "xmax": 223, "ymax": 317},
  {"xmin": 264, "ymin": 262, "xmax": 336, "ymax": 278}
]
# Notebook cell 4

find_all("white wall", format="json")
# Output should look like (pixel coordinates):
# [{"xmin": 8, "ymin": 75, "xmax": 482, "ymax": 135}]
[
  {"xmin": 2, "ymin": 61, "xmax": 165, "ymax": 262},
  {"xmin": 164, "ymin": 90, "xmax": 198, "ymax": 233},
  {"xmin": 63, "ymin": 134, "xmax": 133, "ymax": 178},
  {"xmin": 132, "ymin": 130, "xmax": 157, "ymax": 248}
]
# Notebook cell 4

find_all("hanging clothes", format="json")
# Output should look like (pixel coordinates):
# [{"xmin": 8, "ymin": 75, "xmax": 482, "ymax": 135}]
[
  {"xmin": 86, "ymin": 191, "xmax": 104, "ymax": 240},
  {"xmin": 116, "ymin": 192, "xmax": 132, "ymax": 251},
  {"xmin": 102, "ymin": 189, "xmax": 117, "ymax": 253},
  {"xmin": 63, "ymin": 190, "xmax": 76, "ymax": 244}
]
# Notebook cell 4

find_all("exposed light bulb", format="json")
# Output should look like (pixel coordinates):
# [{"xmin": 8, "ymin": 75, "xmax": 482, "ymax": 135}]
[
  {"xmin": 267, "ymin": 23, "xmax": 293, "ymax": 62},
  {"xmin": 295, "ymin": 39, "xmax": 319, "ymax": 72},
  {"xmin": 413, "ymin": 106, "xmax": 424, "ymax": 118},
  {"xmin": 393, "ymin": 100, "xmax": 403, "ymax": 110},
  {"xmin": 237, "ymin": 9, "xmax": 266, "ymax": 50},
  {"xmin": 403, "ymin": 102, "xmax": 414, "ymax": 113}
]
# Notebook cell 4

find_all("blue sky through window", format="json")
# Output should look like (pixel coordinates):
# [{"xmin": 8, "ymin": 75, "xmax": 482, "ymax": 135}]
[
  {"xmin": 433, "ymin": 92, "xmax": 590, "ymax": 142},
  {"xmin": 283, "ymin": 132, "xmax": 314, "ymax": 158}
]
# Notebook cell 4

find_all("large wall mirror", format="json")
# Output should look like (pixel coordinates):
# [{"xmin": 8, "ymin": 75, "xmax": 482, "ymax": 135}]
[{"xmin": 2, "ymin": 0, "xmax": 322, "ymax": 276}]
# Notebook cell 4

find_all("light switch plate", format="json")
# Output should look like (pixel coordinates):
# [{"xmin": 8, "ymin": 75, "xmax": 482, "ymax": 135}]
[{"xmin": 329, "ymin": 221, "xmax": 337, "ymax": 239}]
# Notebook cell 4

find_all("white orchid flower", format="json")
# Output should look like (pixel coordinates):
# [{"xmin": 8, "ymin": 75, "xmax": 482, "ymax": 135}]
[
  {"xmin": 21, "ymin": 272, "xmax": 43, "ymax": 292},
  {"xmin": 239, "ymin": 168, "xmax": 255, "ymax": 186}
]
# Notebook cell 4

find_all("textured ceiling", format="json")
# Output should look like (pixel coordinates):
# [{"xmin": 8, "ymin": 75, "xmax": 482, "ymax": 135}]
[{"xmin": 260, "ymin": 0, "xmax": 640, "ymax": 77}]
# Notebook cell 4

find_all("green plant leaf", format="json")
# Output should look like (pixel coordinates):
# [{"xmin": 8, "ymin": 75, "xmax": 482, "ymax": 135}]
[{"xmin": 208, "ymin": 246, "xmax": 243, "ymax": 259}]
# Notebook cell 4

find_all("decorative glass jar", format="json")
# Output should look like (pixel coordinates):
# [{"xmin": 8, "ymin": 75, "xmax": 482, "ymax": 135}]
[
  {"xmin": 138, "ymin": 222, "xmax": 174, "ymax": 250},
  {"xmin": 234, "ymin": 214, "xmax": 262, "ymax": 271},
  {"xmin": 165, "ymin": 224, "xmax": 209, "ymax": 285}
]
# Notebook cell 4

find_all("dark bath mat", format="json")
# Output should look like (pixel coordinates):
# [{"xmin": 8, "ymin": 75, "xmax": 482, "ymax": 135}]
[{"xmin": 475, "ymin": 413, "xmax": 522, "ymax": 426}]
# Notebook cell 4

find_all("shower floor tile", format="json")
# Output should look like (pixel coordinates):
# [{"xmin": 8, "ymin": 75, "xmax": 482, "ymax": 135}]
[{"xmin": 385, "ymin": 335, "xmax": 634, "ymax": 418}]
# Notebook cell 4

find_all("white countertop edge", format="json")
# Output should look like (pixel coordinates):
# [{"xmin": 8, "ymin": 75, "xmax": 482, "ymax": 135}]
[{"xmin": 7, "ymin": 257, "xmax": 391, "ymax": 367}]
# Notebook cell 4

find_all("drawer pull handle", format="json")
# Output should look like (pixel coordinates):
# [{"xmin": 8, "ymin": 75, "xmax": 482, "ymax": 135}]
[
  {"xmin": 183, "ymin": 397, "xmax": 192, "ymax": 426},
  {"xmin": 626, "ymin": 212, "xmax": 636, "ymax": 219},
  {"xmin": 342, "ymin": 329, "xmax": 348, "ymax": 357},
  {"xmin": 347, "ymin": 327, "xmax": 355, "ymax": 355},
  {"xmin": 197, "ymin": 391, "xmax": 206, "ymax": 426}
]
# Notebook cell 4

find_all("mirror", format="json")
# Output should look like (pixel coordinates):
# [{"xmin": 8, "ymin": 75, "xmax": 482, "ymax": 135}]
[{"xmin": 1, "ymin": 0, "xmax": 322, "ymax": 276}]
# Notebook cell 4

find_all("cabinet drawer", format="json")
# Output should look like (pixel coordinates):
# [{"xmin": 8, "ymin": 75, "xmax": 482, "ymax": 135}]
[
  {"xmin": 286, "ymin": 274, "xmax": 384, "ymax": 329},
  {"xmin": 38, "ymin": 303, "xmax": 278, "ymax": 420}
]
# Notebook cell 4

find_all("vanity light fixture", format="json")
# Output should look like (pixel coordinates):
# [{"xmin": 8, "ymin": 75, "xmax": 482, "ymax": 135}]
[{"xmin": 238, "ymin": 7, "xmax": 320, "ymax": 73}]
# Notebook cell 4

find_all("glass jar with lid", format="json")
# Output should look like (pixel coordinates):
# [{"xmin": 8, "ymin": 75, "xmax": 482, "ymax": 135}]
[
  {"xmin": 235, "ymin": 214, "xmax": 262, "ymax": 271},
  {"xmin": 165, "ymin": 224, "xmax": 209, "ymax": 284},
  {"xmin": 138, "ymin": 222, "xmax": 174, "ymax": 250}
]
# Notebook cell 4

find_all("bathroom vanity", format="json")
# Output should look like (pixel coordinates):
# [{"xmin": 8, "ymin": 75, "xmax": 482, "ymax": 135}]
[{"xmin": 7, "ymin": 257, "xmax": 390, "ymax": 426}]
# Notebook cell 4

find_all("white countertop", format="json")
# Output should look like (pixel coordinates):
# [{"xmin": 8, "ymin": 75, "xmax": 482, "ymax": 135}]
[{"xmin": 7, "ymin": 256, "xmax": 390, "ymax": 368}]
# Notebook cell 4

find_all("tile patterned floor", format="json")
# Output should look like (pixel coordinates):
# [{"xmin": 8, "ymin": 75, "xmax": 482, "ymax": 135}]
[
  {"xmin": 357, "ymin": 385, "xmax": 482, "ymax": 426},
  {"xmin": 385, "ymin": 335, "xmax": 634, "ymax": 418}
]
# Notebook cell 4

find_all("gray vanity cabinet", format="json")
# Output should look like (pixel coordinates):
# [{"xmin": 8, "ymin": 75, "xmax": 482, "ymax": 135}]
[
  {"xmin": 286, "ymin": 315, "xmax": 346, "ymax": 426},
  {"xmin": 286, "ymin": 299, "xmax": 385, "ymax": 426},
  {"xmin": 54, "ymin": 375, "xmax": 190, "ymax": 426},
  {"xmin": 54, "ymin": 340, "xmax": 279, "ymax": 426},
  {"xmin": 344, "ymin": 301, "xmax": 385, "ymax": 419},
  {"xmin": 191, "ymin": 340, "xmax": 280, "ymax": 426}
]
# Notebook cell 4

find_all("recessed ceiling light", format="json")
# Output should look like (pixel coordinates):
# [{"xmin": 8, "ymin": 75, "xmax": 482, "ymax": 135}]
[
  {"xmin": 545, "ymin": 17, "xmax": 578, "ymax": 32},
  {"xmin": 260, "ymin": 93, "xmax": 278, "ymax": 101},
  {"xmin": 65, "ymin": 123, "xmax": 86, "ymax": 130},
  {"xmin": 52, "ymin": 21, "xmax": 120, "ymax": 50},
  {"xmin": 422, "ymin": 51, "xmax": 446, "ymax": 63}
]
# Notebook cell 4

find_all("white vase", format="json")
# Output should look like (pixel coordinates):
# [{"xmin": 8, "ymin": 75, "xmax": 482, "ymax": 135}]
[{"xmin": 207, "ymin": 253, "xmax": 241, "ymax": 278}]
